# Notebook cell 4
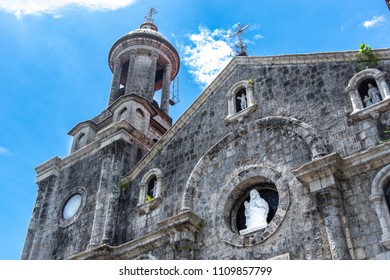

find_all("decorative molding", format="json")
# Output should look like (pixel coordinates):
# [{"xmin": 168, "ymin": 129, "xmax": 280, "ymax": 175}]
[
  {"xmin": 292, "ymin": 142, "xmax": 390, "ymax": 193},
  {"xmin": 69, "ymin": 210, "xmax": 203, "ymax": 260}
]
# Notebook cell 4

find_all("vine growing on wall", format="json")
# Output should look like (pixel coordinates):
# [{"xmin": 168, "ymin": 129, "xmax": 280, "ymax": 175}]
[
  {"xmin": 382, "ymin": 126, "xmax": 390, "ymax": 142},
  {"xmin": 356, "ymin": 43, "xmax": 377, "ymax": 68},
  {"xmin": 118, "ymin": 177, "xmax": 133, "ymax": 190}
]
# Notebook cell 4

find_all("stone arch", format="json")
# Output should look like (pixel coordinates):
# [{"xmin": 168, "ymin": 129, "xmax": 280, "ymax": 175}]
[
  {"xmin": 345, "ymin": 68, "xmax": 390, "ymax": 113},
  {"xmin": 181, "ymin": 116, "xmax": 327, "ymax": 211},
  {"xmin": 225, "ymin": 80, "xmax": 257, "ymax": 123},
  {"xmin": 217, "ymin": 164, "xmax": 289, "ymax": 246},
  {"xmin": 254, "ymin": 116, "xmax": 328, "ymax": 159},
  {"xmin": 369, "ymin": 164, "xmax": 390, "ymax": 248}
]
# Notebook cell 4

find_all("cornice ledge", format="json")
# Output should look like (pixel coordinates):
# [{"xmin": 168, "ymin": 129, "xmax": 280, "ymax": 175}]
[{"xmin": 292, "ymin": 142, "xmax": 390, "ymax": 192}]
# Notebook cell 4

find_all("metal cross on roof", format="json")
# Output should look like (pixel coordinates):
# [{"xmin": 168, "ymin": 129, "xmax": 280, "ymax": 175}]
[
  {"xmin": 231, "ymin": 23, "xmax": 250, "ymax": 56},
  {"xmin": 144, "ymin": 7, "xmax": 157, "ymax": 22}
]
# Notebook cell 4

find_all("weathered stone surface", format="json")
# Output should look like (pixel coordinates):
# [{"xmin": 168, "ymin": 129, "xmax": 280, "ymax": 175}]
[{"xmin": 22, "ymin": 19, "xmax": 390, "ymax": 260}]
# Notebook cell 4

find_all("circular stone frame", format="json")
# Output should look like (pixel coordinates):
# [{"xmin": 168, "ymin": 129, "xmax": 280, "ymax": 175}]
[
  {"xmin": 216, "ymin": 165, "xmax": 289, "ymax": 247},
  {"xmin": 59, "ymin": 187, "xmax": 87, "ymax": 228}
]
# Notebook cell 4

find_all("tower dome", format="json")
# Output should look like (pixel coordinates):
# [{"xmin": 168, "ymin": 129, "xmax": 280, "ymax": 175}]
[{"xmin": 107, "ymin": 17, "xmax": 180, "ymax": 114}]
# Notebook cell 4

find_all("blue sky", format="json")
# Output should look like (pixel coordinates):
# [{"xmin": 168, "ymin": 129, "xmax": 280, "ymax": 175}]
[{"xmin": 0, "ymin": 0, "xmax": 389, "ymax": 260}]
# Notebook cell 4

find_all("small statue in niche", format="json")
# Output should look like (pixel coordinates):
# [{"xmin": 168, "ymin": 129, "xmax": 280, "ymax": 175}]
[
  {"xmin": 240, "ymin": 189, "xmax": 269, "ymax": 235},
  {"xmin": 368, "ymin": 83, "xmax": 382, "ymax": 104},
  {"xmin": 363, "ymin": 95, "xmax": 373, "ymax": 107},
  {"xmin": 236, "ymin": 93, "xmax": 248, "ymax": 111}
]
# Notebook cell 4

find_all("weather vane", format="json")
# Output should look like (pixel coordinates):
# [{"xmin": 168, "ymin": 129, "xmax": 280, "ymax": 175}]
[
  {"xmin": 144, "ymin": 7, "xmax": 157, "ymax": 22},
  {"xmin": 231, "ymin": 23, "xmax": 250, "ymax": 56}
]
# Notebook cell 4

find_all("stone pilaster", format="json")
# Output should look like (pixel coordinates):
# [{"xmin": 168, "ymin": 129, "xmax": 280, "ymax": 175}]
[
  {"xmin": 148, "ymin": 51, "xmax": 159, "ymax": 101},
  {"xmin": 125, "ymin": 49, "xmax": 137, "ymax": 95},
  {"xmin": 109, "ymin": 59, "xmax": 122, "ymax": 105},
  {"xmin": 369, "ymin": 194, "xmax": 390, "ymax": 248},
  {"xmin": 157, "ymin": 210, "xmax": 204, "ymax": 260},
  {"xmin": 161, "ymin": 64, "xmax": 172, "ymax": 114},
  {"xmin": 292, "ymin": 153, "xmax": 352, "ymax": 259},
  {"xmin": 102, "ymin": 154, "xmax": 122, "ymax": 244},
  {"xmin": 375, "ymin": 71, "xmax": 390, "ymax": 99},
  {"xmin": 22, "ymin": 174, "xmax": 58, "ymax": 259},
  {"xmin": 89, "ymin": 154, "xmax": 112, "ymax": 247},
  {"xmin": 316, "ymin": 187, "xmax": 351, "ymax": 259},
  {"xmin": 346, "ymin": 85, "xmax": 363, "ymax": 112}
]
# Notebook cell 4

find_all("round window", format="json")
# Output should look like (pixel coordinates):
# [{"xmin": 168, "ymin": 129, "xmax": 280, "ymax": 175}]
[
  {"xmin": 230, "ymin": 182, "xmax": 279, "ymax": 234},
  {"xmin": 62, "ymin": 194, "xmax": 82, "ymax": 220}
]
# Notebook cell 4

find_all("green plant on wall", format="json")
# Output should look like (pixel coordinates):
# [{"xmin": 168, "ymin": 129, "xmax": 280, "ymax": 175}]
[
  {"xmin": 383, "ymin": 126, "xmax": 390, "ymax": 142},
  {"xmin": 118, "ymin": 177, "xmax": 133, "ymax": 190},
  {"xmin": 145, "ymin": 194, "xmax": 154, "ymax": 202},
  {"xmin": 356, "ymin": 43, "xmax": 377, "ymax": 67}
]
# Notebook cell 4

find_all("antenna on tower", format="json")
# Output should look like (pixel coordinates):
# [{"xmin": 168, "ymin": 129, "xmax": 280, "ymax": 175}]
[
  {"xmin": 144, "ymin": 7, "xmax": 157, "ymax": 22},
  {"xmin": 169, "ymin": 76, "xmax": 180, "ymax": 106},
  {"xmin": 231, "ymin": 23, "xmax": 251, "ymax": 56}
]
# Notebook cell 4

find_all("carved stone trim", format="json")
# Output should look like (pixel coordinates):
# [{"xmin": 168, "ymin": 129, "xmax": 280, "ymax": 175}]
[
  {"xmin": 370, "ymin": 164, "xmax": 390, "ymax": 249},
  {"xmin": 69, "ymin": 210, "xmax": 203, "ymax": 260},
  {"xmin": 216, "ymin": 164, "xmax": 289, "ymax": 247},
  {"xmin": 225, "ymin": 80, "xmax": 257, "ymax": 124}
]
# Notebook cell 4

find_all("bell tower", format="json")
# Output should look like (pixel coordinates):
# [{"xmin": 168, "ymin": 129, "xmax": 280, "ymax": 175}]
[
  {"xmin": 107, "ymin": 8, "xmax": 180, "ymax": 114},
  {"xmin": 22, "ymin": 10, "xmax": 180, "ymax": 260}
]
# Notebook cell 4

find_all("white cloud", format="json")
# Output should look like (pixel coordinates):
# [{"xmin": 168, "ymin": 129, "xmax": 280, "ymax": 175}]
[
  {"xmin": 0, "ymin": 0, "xmax": 136, "ymax": 18},
  {"xmin": 0, "ymin": 147, "xmax": 11, "ymax": 156},
  {"xmin": 363, "ymin": 16, "xmax": 385, "ymax": 28},
  {"xmin": 182, "ymin": 25, "xmax": 234, "ymax": 87}
]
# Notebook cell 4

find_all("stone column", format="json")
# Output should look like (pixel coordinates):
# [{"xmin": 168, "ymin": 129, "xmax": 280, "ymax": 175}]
[
  {"xmin": 161, "ymin": 64, "xmax": 172, "ymax": 114},
  {"xmin": 109, "ymin": 58, "xmax": 122, "ymax": 105},
  {"xmin": 369, "ymin": 194, "xmax": 390, "ymax": 247},
  {"xmin": 125, "ymin": 49, "xmax": 138, "ymax": 95},
  {"xmin": 102, "ymin": 154, "xmax": 122, "ymax": 244},
  {"xmin": 317, "ymin": 187, "xmax": 351, "ymax": 259},
  {"xmin": 148, "ymin": 51, "xmax": 159, "ymax": 101},
  {"xmin": 246, "ymin": 80, "xmax": 255, "ymax": 107},
  {"xmin": 22, "ymin": 175, "xmax": 58, "ymax": 259},
  {"xmin": 346, "ymin": 86, "xmax": 363, "ymax": 112},
  {"xmin": 138, "ymin": 182, "xmax": 146, "ymax": 205},
  {"xmin": 89, "ymin": 155, "xmax": 112, "ymax": 247},
  {"xmin": 375, "ymin": 72, "xmax": 390, "ymax": 99}
]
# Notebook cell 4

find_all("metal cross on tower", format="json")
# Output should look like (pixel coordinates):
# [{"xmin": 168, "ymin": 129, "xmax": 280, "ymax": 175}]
[
  {"xmin": 231, "ymin": 23, "xmax": 250, "ymax": 56},
  {"xmin": 144, "ymin": 7, "xmax": 157, "ymax": 22}
]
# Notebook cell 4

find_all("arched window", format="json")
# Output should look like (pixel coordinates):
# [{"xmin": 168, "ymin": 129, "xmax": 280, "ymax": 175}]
[
  {"xmin": 119, "ymin": 107, "xmax": 128, "ymax": 121},
  {"xmin": 136, "ymin": 168, "xmax": 163, "ymax": 214},
  {"xmin": 146, "ymin": 175, "xmax": 157, "ymax": 201},
  {"xmin": 385, "ymin": 183, "xmax": 390, "ymax": 211},
  {"xmin": 74, "ymin": 133, "xmax": 86, "ymax": 151},
  {"xmin": 135, "ymin": 108, "xmax": 146, "ymax": 132},
  {"xmin": 136, "ymin": 108, "xmax": 144, "ymax": 118},
  {"xmin": 225, "ymin": 80, "xmax": 257, "ymax": 124},
  {"xmin": 345, "ymin": 68, "xmax": 390, "ymax": 119},
  {"xmin": 369, "ymin": 164, "xmax": 390, "ymax": 249},
  {"xmin": 235, "ymin": 87, "xmax": 248, "ymax": 113}
]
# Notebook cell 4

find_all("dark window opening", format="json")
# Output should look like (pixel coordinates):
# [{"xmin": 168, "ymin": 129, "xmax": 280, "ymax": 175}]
[
  {"xmin": 147, "ymin": 176, "xmax": 157, "ymax": 200},
  {"xmin": 235, "ymin": 87, "xmax": 247, "ymax": 113},
  {"xmin": 385, "ymin": 183, "xmax": 390, "ymax": 212},
  {"xmin": 358, "ymin": 79, "xmax": 381, "ymax": 108}
]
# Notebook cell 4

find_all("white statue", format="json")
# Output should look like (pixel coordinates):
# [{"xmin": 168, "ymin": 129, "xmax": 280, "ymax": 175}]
[
  {"xmin": 236, "ymin": 94, "xmax": 248, "ymax": 111},
  {"xmin": 240, "ymin": 190, "xmax": 269, "ymax": 235},
  {"xmin": 368, "ymin": 83, "xmax": 381, "ymax": 104},
  {"xmin": 363, "ymin": 95, "xmax": 372, "ymax": 107}
]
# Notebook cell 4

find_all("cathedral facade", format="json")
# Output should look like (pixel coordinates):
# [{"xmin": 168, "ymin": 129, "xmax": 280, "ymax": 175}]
[{"xmin": 22, "ymin": 18, "xmax": 390, "ymax": 260}]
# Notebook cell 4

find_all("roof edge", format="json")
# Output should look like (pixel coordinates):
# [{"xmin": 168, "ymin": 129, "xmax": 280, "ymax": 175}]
[{"xmin": 122, "ymin": 48, "xmax": 390, "ymax": 181}]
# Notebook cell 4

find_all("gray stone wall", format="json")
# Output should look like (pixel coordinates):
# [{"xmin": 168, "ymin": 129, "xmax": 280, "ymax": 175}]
[
  {"xmin": 23, "ymin": 140, "xmax": 139, "ymax": 259},
  {"xmin": 116, "ymin": 58, "xmax": 390, "ymax": 259}
]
